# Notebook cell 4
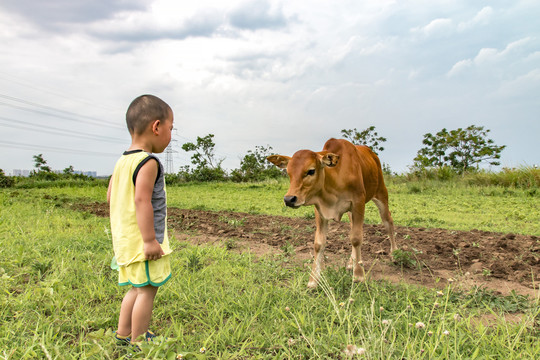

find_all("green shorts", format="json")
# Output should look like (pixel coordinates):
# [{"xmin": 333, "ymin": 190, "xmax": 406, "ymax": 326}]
[{"xmin": 118, "ymin": 255, "xmax": 171, "ymax": 287}]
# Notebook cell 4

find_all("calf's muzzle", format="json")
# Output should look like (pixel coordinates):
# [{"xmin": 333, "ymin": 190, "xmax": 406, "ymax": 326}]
[{"xmin": 284, "ymin": 195, "xmax": 298, "ymax": 207}]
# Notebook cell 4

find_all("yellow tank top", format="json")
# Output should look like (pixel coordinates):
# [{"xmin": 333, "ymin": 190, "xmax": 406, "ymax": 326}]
[{"xmin": 109, "ymin": 150, "xmax": 171, "ymax": 266}]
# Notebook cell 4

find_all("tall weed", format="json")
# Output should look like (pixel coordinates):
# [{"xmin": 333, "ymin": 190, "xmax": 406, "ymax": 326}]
[
  {"xmin": 395, "ymin": 166, "xmax": 540, "ymax": 189},
  {"xmin": 464, "ymin": 166, "xmax": 540, "ymax": 189}
]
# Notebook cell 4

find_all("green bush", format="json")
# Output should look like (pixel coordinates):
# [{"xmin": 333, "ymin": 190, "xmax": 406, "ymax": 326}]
[
  {"xmin": 464, "ymin": 167, "xmax": 540, "ymax": 188},
  {"xmin": 405, "ymin": 165, "xmax": 458, "ymax": 182},
  {"xmin": 396, "ymin": 166, "xmax": 539, "ymax": 190},
  {"xmin": 29, "ymin": 170, "xmax": 61, "ymax": 181},
  {"xmin": 165, "ymin": 165, "xmax": 228, "ymax": 184},
  {"xmin": 189, "ymin": 166, "xmax": 227, "ymax": 182},
  {"xmin": 0, "ymin": 169, "xmax": 14, "ymax": 188},
  {"xmin": 231, "ymin": 145, "xmax": 285, "ymax": 182},
  {"xmin": 230, "ymin": 167, "xmax": 284, "ymax": 182}
]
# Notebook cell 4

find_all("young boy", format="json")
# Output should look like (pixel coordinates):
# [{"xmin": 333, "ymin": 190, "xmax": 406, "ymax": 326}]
[{"xmin": 107, "ymin": 94, "xmax": 174, "ymax": 345}]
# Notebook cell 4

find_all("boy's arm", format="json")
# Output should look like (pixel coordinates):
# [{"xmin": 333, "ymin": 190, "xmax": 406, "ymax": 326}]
[{"xmin": 134, "ymin": 159, "xmax": 165, "ymax": 261}]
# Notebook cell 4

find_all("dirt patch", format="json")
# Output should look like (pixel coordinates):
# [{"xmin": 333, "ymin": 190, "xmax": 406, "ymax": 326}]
[{"xmin": 76, "ymin": 201, "xmax": 540, "ymax": 298}]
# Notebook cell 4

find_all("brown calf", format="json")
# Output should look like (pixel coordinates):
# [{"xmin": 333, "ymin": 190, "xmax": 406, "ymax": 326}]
[{"xmin": 267, "ymin": 138, "xmax": 397, "ymax": 287}]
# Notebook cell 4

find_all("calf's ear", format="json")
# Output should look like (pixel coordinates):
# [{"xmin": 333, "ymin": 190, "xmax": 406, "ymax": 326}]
[
  {"xmin": 267, "ymin": 155, "xmax": 291, "ymax": 169},
  {"xmin": 320, "ymin": 152, "xmax": 340, "ymax": 167}
]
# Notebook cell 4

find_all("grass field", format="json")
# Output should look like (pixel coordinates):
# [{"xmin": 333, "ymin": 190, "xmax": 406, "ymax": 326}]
[
  {"xmin": 0, "ymin": 182, "xmax": 539, "ymax": 359},
  {"xmin": 32, "ymin": 179, "xmax": 538, "ymax": 235},
  {"xmin": 165, "ymin": 180, "xmax": 540, "ymax": 236}
]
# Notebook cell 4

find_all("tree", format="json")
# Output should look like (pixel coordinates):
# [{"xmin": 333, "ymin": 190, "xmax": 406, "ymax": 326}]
[
  {"xmin": 30, "ymin": 154, "xmax": 59, "ymax": 180},
  {"xmin": 33, "ymin": 153, "xmax": 52, "ymax": 173},
  {"xmin": 181, "ymin": 134, "xmax": 226, "ymax": 181},
  {"xmin": 413, "ymin": 125, "xmax": 506, "ymax": 173},
  {"xmin": 341, "ymin": 126, "xmax": 387, "ymax": 154},
  {"xmin": 231, "ymin": 145, "xmax": 283, "ymax": 182},
  {"xmin": 182, "ymin": 134, "xmax": 223, "ymax": 170},
  {"xmin": 63, "ymin": 165, "xmax": 75, "ymax": 175},
  {"xmin": 0, "ymin": 169, "xmax": 14, "ymax": 188}
]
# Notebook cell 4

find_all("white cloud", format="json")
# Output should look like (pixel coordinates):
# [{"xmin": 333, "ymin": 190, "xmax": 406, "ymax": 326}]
[
  {"xmin": 0, "ymin": 0, "xmax": 147, "ymax": 29},
  {"xmin": 83, "ymin": 0, "xmax": 298, "ymax": 43},
  {"xmin": 500, "ymin": 37, "xmax": 534, "ymax": 56},
  {"xmin": 458, "ymin": 6, "xmax": 493, "ymax": 31},
  {"xmin": 474, "ymin": 37, "xmax": 534, "ymax": 64},
  {"xmin": 524, "ymin": 50, "xmax": 540, "ymax": 63},
  {"xmin": 411, "ymin": 18, "xmax": 453, "ymax": 38},
  {"xmin": 87, "ymin": 8, "xmax": 224, "ymax": 42},
  {"xmin": 448, "ymin": 37, "xmax": 537, "ymax": 76},
  {"xmin": 228, "ymin": 0, "xmax": 290, "ymax": 30},
  {"xmin": 447, "ymin": 59, "xmax": 473, "ymax": 77},
  {"xmin": 473, "ymin": 47, "xmax": 499, "ymax": 64},
  {"xmin": 492, "ymin": 69, "xmax": 540, "ymax": 99}
]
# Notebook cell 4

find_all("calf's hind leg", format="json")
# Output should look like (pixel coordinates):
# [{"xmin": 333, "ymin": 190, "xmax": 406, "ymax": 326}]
[
  {"xmin": 349, "ymin": 204, "xmax": 366, "ymax": 282},
  {"xmin": 372, "ymin": 194, "xmax": 397, "ymax": 255}
]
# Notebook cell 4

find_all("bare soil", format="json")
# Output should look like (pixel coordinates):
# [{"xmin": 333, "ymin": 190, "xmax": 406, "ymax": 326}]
[{"xmin": 78, "ymin": 202, "xmax": 540, "ymax": 298}]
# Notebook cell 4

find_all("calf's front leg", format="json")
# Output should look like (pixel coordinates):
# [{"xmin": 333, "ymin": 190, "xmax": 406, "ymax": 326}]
[{"xmin": 308, "ymin": 209, "xmax": 328, "ymax": 288}]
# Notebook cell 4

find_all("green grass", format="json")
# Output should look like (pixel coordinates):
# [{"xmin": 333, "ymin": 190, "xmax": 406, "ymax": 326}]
[
  {"xmin": 167, "ymin": 180, "xmax": 540, "ymax": 236},
  {"xmin": 387, "ymin": 181, "xmax": 540, "ymax": 235},
  {"xmin": 23, "ymin": 177, "xmax": 539, "ymax": 235},
  {"xmin": 1, "ymin": 184, "xmax": 539, "ymax": 359}
]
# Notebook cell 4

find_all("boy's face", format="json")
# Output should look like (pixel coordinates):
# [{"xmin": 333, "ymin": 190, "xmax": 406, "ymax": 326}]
[{"xmin": 153, "ymin": 110, "xmax": 174, "ymax": 153}]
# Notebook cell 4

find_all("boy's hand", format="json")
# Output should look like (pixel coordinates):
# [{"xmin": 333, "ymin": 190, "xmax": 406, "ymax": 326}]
[{"xmin": 144, "ymin": 240, "xmax": 165, "ymax": 261}]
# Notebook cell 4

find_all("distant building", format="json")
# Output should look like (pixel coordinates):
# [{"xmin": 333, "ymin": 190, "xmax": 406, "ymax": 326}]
[
  {"xmin": 12, "ymin": 169, "xmax": 31, "ymax": 177},
  {"xmin": 74, "ymin": 170, "xmax": 97, "ymax": 177}
]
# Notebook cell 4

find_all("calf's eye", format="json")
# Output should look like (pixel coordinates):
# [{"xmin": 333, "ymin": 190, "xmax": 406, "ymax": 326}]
[{"xmin": 306, "ymin": 169, "xmax": 316, "ymax": 176}]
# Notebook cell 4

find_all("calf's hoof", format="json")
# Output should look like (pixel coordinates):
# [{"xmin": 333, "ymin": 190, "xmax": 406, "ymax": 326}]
[{"xmin": 353, "ymin": 262, "xmax": 365, "ymax": 282}]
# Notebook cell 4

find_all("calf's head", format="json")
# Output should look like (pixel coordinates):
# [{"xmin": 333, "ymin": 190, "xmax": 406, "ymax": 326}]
[{"xmin": 267, "ymin": 150, "xmax": 339, "ymax": 208}]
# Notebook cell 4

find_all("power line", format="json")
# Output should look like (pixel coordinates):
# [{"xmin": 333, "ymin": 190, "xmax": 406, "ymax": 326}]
[
  {"xmin": 0, "ymin": 93, "xmax": 87, "ymax": 116},
  {"xmin": 0, "ymin": 116, "xmax": 126, "ymax": 143},
  {"xmin": 0, "ymin": 122, "xmax": 125, "ymax": 144},
  {"xmin": 0, "ymin": 72, "xmax": 116, "ymax": 112},
  {"xmin": 0, "ymin": 92, "xmax": 237, "ymax": 163},
  {"xmin": 0, "ymin": 94, "xmax": 125, "ymax": 130},
  {"xmin": 0, "ymin": 140, "xmax": 118, "ymax": 157}
]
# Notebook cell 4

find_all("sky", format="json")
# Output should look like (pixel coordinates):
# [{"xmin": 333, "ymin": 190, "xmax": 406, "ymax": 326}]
[{"xmin": 0, "ymin": 0, "xmax": 538, "ymax": 176}]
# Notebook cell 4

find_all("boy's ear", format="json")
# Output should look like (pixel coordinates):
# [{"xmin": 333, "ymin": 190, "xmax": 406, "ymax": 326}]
[{"xmin": 151, "ymin": 119, "xmax": 161, "ymax": 135}]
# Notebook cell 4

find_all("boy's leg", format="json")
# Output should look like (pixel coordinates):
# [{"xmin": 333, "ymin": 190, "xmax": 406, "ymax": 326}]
[
  {"xmin": 131, "ymin": 285, "xmax": 159, "ymax": 342},
  {"xmin": 117, "ymin": 287, "xmax": 138, "ymax": 337}
]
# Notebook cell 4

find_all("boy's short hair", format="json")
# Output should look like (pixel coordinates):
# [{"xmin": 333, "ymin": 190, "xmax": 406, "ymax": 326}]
[{"xmin": 126, "ymin": 95, "xmax": 172, "ymax": 135}]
